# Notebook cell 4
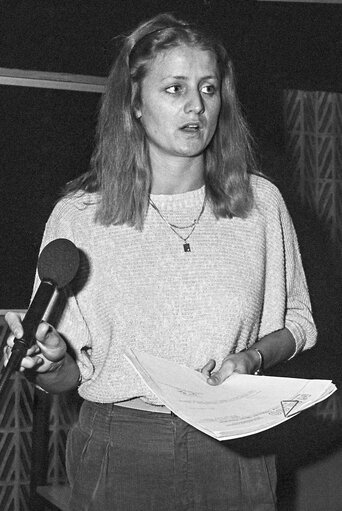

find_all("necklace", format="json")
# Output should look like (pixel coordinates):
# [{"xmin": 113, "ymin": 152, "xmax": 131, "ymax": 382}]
[{"xmin": 149, "ymin": 195, "xmax": 206, "ymax": 252}]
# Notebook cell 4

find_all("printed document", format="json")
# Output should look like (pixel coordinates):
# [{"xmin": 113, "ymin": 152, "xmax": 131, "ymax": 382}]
[{"xmin": 125, "ymin": 349, "xmax": 337, "ymax": 440}]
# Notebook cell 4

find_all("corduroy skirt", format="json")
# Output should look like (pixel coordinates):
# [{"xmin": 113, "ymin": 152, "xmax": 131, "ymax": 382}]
[{"xmin": 66, "ymin": 400, "xmax": 277, "ymax": 511}]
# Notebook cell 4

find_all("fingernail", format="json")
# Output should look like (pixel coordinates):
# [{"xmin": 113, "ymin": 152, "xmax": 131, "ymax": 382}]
[{"xmin": 210, "ymin": 375, "xmax": 219, "ymax": 384}]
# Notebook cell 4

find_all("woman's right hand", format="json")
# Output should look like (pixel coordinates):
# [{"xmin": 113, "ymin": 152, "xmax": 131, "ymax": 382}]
[{"xmin": 4, "ymin": 311, "xmax": 67, "ymax": 373}]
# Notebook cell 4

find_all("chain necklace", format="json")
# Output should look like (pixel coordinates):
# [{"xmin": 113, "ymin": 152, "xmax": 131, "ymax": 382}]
[{"xmin": 149, "ymin": 195, "xmax": 206, "ymax": 252}]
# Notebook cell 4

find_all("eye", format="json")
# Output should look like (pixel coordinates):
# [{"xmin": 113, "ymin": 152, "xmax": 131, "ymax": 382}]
[
  {"xmin": 201, "ymin": 84, "xmax": 216, "ymax": 95},
  {"xmin": 165, "ymin": 84, "xmax": 183, "ymax": 94}
]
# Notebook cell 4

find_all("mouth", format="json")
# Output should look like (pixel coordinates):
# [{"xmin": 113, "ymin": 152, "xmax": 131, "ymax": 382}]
[{"xmin": 180, "ymin": 122, "xmax": 202, "ymax": 132}]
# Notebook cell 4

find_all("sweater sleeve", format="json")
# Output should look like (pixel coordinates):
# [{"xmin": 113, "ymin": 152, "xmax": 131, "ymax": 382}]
[
  {"xmin": 254, "ymin": 177, "xmax": 317, "ymax": 356},
  {"xmin": 278, "ymin": 194, "xmax": 317, "ymax": 355}
]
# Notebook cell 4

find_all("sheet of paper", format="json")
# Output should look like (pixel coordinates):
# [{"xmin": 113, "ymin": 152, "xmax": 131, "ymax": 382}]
[{"xmin": 125, "ymin": 349, "xmax": 337, "ymax": 440}]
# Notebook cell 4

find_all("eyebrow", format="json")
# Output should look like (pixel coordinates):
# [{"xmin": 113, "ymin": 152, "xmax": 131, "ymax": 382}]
[{"xmin": 161, "ymin": 74, "xmax": 219, "ymax": 82}]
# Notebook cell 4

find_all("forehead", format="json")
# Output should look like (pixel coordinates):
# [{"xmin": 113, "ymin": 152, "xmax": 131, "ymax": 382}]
[{"xmin": 145, "ymin": 45, "xmax": 219, "ymax": 81}]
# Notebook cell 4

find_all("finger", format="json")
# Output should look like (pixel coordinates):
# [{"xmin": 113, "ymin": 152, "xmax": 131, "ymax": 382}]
[
  {"xmin": 3, "ymin": 343, "xmax": 40, "ymax": 367},
  {"xmin": 36, "ymin": 323, "xmax": 64, "ymax": 350},
  {"xmin": 207, "ymin": 358, "xmax": 236, "ymax": 386},
  {"xmin": 6, "ymin": 336, "xmax": 15, "ymax": 349},
  {"xmin": 36, "ymin": 326, "xmax": 64, "ymax": 351},
  {"xmin": 8, "ymin": 321, "xmax": 58, "ymax": 350},
  {"xmin": 19, "ymin": 354, "xmax": 44, "ymax": 371},
  {"xmin": 5, "ymin": 311, "xmax": 24, "ymax": 339},
  {"xmin": 35, "ymin": 321, "xmax": 52, "ymax": 343},
  {"xmin": 3, "ymin": 345, "xmax": 11, "ymax": 365},
  {"xmin": 201, "ymin": 359, "xmax": 216, "ymax": 378},
  {"xmin": 36, "ymin": 326, "xmax": 66, "ymax": 362}
]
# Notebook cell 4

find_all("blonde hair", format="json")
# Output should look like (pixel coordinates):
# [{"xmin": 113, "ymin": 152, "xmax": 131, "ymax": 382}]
[{"xmin": 64, "ymin": 13, "xmax": 257, "ymax": 228}]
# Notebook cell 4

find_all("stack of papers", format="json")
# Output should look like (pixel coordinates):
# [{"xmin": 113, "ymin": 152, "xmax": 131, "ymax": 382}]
[{"xmin": 125, "ymin": 349, "xmax": 337, "ymax": 440}]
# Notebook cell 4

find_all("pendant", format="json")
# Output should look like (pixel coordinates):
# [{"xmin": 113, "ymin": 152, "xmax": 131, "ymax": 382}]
[{"xmin": 183, "ymin": 243, "xmax": 191, "ymax": 252}]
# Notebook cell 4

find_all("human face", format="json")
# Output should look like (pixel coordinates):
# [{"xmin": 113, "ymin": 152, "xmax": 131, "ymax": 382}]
[{"xmin": 135, "ymin": 45, "xmax": 221, "ymax": 164}]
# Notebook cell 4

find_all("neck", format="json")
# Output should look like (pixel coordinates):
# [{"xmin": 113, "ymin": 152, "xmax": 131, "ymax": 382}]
[{"xmin": 150, "ymin": 153, "xmax": 205, "ymax": 195}]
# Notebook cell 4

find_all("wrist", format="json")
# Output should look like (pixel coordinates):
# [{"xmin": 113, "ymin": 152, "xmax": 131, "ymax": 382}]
[
  {"xmin": 34, "ymin": 353, "xmax": 80, "ymax": 394},
  {"xmin": 247, "ymin": 347, "xmax": 264, "ymax": 375},
  {"xmin": 44, "ymin": 357, "xmax": 65, "ymax": 374}
]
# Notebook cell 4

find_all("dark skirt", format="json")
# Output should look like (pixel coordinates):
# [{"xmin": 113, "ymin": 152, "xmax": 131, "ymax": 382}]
[{"xmin": 66, "ymin": 400, "xmax": 277, "ymax": 511}]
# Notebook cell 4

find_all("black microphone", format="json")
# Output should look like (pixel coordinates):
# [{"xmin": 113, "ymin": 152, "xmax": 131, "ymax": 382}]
[{"xmin": 0, "ymin": 238, "xmax": 80, "ymax": 392}]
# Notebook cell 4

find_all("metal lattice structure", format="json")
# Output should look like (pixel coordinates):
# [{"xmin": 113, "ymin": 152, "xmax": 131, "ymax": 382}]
[
  {"xmin": 284, "ymin": 89, "xmax": 342, "ymax": 256},
  {"xmin": 46, "ymin": 393, "xmax": 80, "ymax": 486},
  {"xmin": 0, "ymin": 314, "xmax": 33, "ymax": 511},
  {"xmin": 0, "ymin": 314, "xmax": 80, "ymax": 511}
]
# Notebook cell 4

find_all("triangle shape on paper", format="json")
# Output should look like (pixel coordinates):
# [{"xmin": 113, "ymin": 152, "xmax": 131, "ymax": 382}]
[{"xmin": 281, "ymin": 400, "xmax": 299, "ymax": 417}]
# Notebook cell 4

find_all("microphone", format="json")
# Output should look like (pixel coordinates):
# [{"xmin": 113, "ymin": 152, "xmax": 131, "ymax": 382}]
[{"xmin": 0, "ymin": 238, "xmax": 80, "ymax": 391}]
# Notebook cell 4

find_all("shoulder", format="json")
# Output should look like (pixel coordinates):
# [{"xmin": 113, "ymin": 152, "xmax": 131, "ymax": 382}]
[
  {"xmin": 50, "ymin": 191, "xmax": 98, "ymax": 223},
  {"xmin": 249, "ymin": 174, "xmax": 296, "ymax": 238},
  {"xmin": 44, "ymin": 191, "xmax": 99, "ymax": 242},
  {"xmin": 250, "ymin": 174, "xmax": 283, "ymax": 205},
  {"xmin": 249, "ymin": 174, "xmax": 288, "ymax": 216}
]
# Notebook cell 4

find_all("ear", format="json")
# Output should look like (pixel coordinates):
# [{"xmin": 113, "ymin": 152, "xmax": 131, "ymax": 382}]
[{"xmin": 134, "ymin": 108, "xmax": 142, "ymax": 119}]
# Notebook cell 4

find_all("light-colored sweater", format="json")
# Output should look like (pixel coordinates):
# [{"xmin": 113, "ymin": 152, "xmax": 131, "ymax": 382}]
[{"xmin": 40, "ymin": 175, "xmax": 317, "ymax": 404}]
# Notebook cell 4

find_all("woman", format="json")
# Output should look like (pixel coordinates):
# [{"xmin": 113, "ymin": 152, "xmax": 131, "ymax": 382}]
[{"xmin": 5, "ymin": 13, "xmax": 317, "ymax": 510}]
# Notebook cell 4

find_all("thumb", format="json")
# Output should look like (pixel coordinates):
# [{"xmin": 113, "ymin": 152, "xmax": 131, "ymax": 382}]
[
  {"xmin": 35, "ymin": 321, "xmax": 52, "ymax": 343},
  {"xmin": 207, "ymin": 358, "xmax": 235, "ymax": 386},
  {"xmin": 201, "ymin": 359, "xmax": 216, "ymax": 377},
  {"xmin": 35, "ymin": 322, "xmax": 62, "ymax": 350}
]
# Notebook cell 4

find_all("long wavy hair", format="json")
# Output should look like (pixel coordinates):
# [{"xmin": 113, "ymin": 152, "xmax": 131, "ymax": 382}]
[{"xmin": 64, "ymin": 13, "xmax": 257, "ymax": 228}]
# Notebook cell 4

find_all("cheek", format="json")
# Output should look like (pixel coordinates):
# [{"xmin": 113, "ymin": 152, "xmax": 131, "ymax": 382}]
[
  {"xmin": 207, "ymin": 106, "xmax": 220, "ymax": 134},
  {"xmin": 202, "ymin": 108, "xmax": 220, "ymax": 147},
  {"xmin": 141, "ymin": 104, "xmax": 173, "ymax": 137},
  {"xmin": 142, "ymin": 114, "xmax": 163, "ymax": 137}
]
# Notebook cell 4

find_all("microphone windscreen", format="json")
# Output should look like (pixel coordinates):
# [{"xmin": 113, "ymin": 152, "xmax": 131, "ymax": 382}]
[{"xmin": 37, "ymin": 238, "xmax": 80, "ymax": 288}]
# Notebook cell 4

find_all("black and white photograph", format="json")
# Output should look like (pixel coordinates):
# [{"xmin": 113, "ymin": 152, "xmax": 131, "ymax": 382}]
[{"xmin": 0, "ymin": 1, "xmax": 342, "ymax": 509}]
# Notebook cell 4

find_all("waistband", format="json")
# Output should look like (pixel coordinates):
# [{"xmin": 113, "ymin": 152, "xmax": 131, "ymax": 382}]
[{"xmin": 114, "ymin": 397, "xmax": 171, "ymax": 414}]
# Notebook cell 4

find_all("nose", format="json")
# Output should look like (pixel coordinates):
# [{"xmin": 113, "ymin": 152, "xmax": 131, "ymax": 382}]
[{"xmin": 184, "ymin": 90, "xmax": 204, "ymax": 114}]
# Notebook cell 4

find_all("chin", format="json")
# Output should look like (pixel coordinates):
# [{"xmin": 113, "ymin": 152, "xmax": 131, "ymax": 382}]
[{"xmin": 176, "ymin": 142, "xmax": 208, "ymax": 157}]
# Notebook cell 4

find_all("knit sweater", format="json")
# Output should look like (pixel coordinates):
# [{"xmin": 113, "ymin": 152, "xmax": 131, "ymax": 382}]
[{"xmin": 39, "ymin": 175, "xmax": 317, "ymax": 404}]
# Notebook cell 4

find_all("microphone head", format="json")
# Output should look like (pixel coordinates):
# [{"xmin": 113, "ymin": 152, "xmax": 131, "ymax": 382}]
[{"xmin": 38, "ymin": 238, "xmax": 80, "ymax": 288}]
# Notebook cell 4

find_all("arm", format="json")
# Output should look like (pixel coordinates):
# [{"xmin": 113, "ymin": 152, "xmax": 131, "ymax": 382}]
[
  {"xmin": 248, "ymin": 327, "xmax": 296, "ymax": 371},
  {"xmin": 202, "ymin": 327, "xmax": 296, "ymax": 385},
  {"xmin": 5, "ymin": 311, "xmax": 80, "ymax": 394},
  {"xmin": 202, "ymin": 181, "xmax": 316, "ymax": 385},
  {"xmin": 260, "ymin": 182, "xmax": 317, "ymax": 356}
]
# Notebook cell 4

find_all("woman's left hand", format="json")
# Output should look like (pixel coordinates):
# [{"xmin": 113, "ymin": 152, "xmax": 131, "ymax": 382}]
[{"xmin": 201, "ymin": 350, "xmax": 259, "ymax": 385}]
